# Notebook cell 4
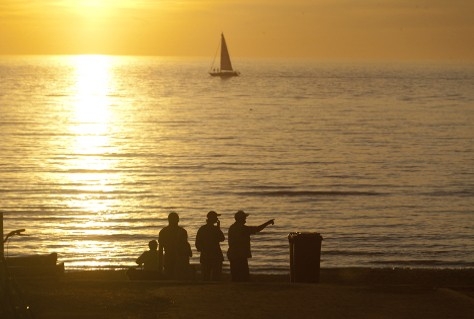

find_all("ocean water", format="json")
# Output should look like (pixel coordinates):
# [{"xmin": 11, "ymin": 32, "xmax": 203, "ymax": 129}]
[{"xmin": 0, "ymin": 55, "xmax": 473, "ymax": 274}]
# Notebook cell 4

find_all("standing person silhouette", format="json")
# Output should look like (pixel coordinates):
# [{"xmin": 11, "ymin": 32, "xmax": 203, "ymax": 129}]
[
  {"xmin": 195, "ymin": 211, "xmax": 225, "ymax": 281},
  {"xmin": 158, "ymin": 212, "xmax": 192, "ymax": 280},
  {"xmin": 227, "ymin": 210, "xmax": 274, "ymax": 282}
]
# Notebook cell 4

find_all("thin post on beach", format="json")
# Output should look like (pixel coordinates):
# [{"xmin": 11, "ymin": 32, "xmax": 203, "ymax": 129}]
[{"xmin": 1, "ymin": 212, "xmax": 4, "ymax": 260}]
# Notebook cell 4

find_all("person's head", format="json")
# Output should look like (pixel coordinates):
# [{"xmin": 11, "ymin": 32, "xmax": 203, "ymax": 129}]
[
  {"xmin": 206, "ymin": 210, "xmax": 221, "ymax": 224},
  {"xmin": 168, "ymin": 212, "xmax": 179, "ymax": 226},
  {"xmin": 148, "ymin": 240, "xmax": 158, "ymax": 251},
  {"xmin": 234, "ymin": 210, "xmax": 249, "ymax": 224}
]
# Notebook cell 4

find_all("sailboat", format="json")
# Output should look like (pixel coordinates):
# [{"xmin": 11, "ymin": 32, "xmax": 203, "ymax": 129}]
[{"xmin": 209, "ymin": 33, "xmax": 240, "ymax": 77}]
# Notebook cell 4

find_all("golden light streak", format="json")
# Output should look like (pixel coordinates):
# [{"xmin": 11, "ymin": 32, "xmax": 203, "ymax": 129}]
[{"xmin": 67, "ymin": 55, "xmax": 118, "ymax": 214}]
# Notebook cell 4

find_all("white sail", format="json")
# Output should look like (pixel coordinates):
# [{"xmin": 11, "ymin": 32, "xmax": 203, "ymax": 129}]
[
  {"xmin": 209, "ymin": 33, "xmax": 240, "ymax": 77},
  {"xmin": 220, "ymin": 34, "xmax": 233, "ymax": 71}
]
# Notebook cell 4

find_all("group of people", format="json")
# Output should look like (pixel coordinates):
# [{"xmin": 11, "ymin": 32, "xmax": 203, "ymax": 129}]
[{"xmin": 135, "ymin": 210, "xmax": 274, "ymax": 282}]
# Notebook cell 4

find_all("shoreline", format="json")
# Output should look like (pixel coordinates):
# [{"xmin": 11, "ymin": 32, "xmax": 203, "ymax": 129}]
[
  {"xmin": 14, "ymin": 267, "xmax": 474, "ymax": 318},
  {"xmin": 58, "ymin": 267, "xmax": 474, "ymax": 286}
]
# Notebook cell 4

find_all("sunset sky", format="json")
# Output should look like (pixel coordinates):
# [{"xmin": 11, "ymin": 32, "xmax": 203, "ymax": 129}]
[{"xmin": 1, "ymin": 0, "xmax": 473, "ymax": 61}]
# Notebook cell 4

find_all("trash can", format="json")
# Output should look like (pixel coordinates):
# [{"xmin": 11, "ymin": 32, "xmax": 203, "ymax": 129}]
[{"xmin": 288, "ymin": 232, "xmax": 323, "ymax": 283}]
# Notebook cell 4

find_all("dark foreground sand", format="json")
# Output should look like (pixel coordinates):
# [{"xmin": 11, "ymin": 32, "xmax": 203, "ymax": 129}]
[{"xmin": 16, "ymin": 268, "xmax": 474, "ymax": 319}]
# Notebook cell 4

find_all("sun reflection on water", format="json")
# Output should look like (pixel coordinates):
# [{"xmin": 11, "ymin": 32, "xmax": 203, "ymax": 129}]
[
  {"xmin": 67, "ymin": 55, "xmax": 118, "ymax": 214},
  {"xmin": 58, "ymin": 55, "xmax": 129, "ymax": 263},
  {"xmin": 73, "ymin": 54, "xmax": 112, "ymax": 135}
]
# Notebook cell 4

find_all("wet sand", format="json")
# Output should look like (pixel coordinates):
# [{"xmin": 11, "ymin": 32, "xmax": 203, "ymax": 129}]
[{"xmin": 17, "ymin": 268, "xmax": 474, "ymax": 319}]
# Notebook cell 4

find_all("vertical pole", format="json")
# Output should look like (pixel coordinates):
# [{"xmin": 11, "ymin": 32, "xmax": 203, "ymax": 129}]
[
  {"xmin": 0, "ymin": 212, "xmax": 4, "ymax": 294},
  {"xmin": 1, "ymin": 212, "xmax": 4, "ymax": 259},
  {"xmin": 0, "ymin": 212, "xmax": 5, "ymax": 260}
]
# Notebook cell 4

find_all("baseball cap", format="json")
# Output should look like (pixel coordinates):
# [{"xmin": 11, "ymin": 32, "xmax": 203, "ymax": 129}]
[
  {"xmin": 207, "ymin": 211, "xmax": 221, "ymax": 219},
  {"xmin": 234, "ymin": 210, "xmax": 249, "ymax": 220}
]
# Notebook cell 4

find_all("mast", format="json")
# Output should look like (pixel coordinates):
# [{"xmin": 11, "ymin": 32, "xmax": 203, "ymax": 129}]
[{"xmin": 220, "ymin": 33, "xmax": 233, "ymax": 71}]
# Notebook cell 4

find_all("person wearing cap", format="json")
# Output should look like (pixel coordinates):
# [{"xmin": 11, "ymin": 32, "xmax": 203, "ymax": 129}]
[
  {"xmin": 158, "ymin": 212, "xmax": 192, "ymax": 280},
  {"xmin": 227, "ymin": 210, "xmax": 274, "ymax": 282},
  {"xmin": 195, "ymin": 211, "xmax": 226, "ymax": 281}
]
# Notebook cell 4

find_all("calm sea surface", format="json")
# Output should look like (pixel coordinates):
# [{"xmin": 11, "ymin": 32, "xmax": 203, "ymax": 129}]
[{"xmin": 1, "ymin": 56, "xmax": 473, "ymax": 274}]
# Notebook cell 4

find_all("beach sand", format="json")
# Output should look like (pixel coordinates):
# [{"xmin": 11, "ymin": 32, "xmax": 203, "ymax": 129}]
[{"xmin": 15, "ymin": 268, "xmax": 474, "ymax": 319}]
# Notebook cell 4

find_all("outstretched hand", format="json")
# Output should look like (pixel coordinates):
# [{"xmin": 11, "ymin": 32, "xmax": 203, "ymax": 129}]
[{"xmin": 268, "ymin": 219, "xmax": 275, "ymax": 226}]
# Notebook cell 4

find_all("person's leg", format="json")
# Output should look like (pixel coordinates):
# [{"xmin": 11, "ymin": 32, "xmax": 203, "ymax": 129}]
[
  {"xmin": 163, "ymin": 255, "xmax": 174, "ymax": 279},
  {"xmin": 230, "ymin": 258, "xmax": 249, "ymax": 282},
  {"xmin": 211, "ymin": 260, "xmax": 223, "ymax": 281},
  {"xmin": 201, "ymin": 262, "xmax": 211, "ymax": 281},
  {"xmin": 175, "ymin": 257, "xmax": 191, "ymax": 280},
  {"xmin": 241, "ymin": 258, "xmax": 250, "ymax": 281},
  {"xmin": 229, "ymin": 258, "xmax": 238, "ymax": 281}
]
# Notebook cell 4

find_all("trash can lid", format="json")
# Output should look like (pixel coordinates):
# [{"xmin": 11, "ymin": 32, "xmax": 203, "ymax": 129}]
[{"xmin": 288, "ymin": 232, "xmax": 323, "ymax": 240}]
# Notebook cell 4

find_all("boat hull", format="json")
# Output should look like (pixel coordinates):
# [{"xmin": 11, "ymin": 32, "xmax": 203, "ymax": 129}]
[{"xmin": 209, "ymin": 70, "xmax": 240, "ymax": 77}]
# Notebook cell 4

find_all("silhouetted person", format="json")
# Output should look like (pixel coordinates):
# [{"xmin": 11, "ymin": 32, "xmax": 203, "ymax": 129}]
[
  {"xmin": 227, "ymin": 210, "xmax": 274, "ymax": 282},
  {"xmin": 195, "ymin": 211, "xmax": 225, "ymax": 281},
  {"xmin": 158, "ymin": 212, "xmax": 192, "ymax": 280},
  {"xmin": 136, "ymin": 240, "xmax": 160, "ymax": 271}
]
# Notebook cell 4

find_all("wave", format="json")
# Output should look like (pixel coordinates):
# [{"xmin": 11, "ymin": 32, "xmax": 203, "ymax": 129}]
[
  {"xmin": 324, "ymin": 250, "xmax": 387, "ymax": 257},
  {"xmin": 422, "ymin": 190, "xmax": 473, "ymax": 197},
  {"xmin": 236, "ymin": 190, "xmax": 384, "ymax": 197},
  {"xmin": 369, "ymin": 260, "xmax": 474, "ymax": 268}
]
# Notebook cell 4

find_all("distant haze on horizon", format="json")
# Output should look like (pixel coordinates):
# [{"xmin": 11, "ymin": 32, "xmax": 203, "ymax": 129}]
[{"xmin": 1, "ymin": 0, "xmax": 473, "ymax": 61}]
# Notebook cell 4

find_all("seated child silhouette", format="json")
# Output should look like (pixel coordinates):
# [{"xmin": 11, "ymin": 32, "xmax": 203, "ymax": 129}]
[{"xmin": 136, "ymin": 240, "xmax": 160, "ymax": 271}]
